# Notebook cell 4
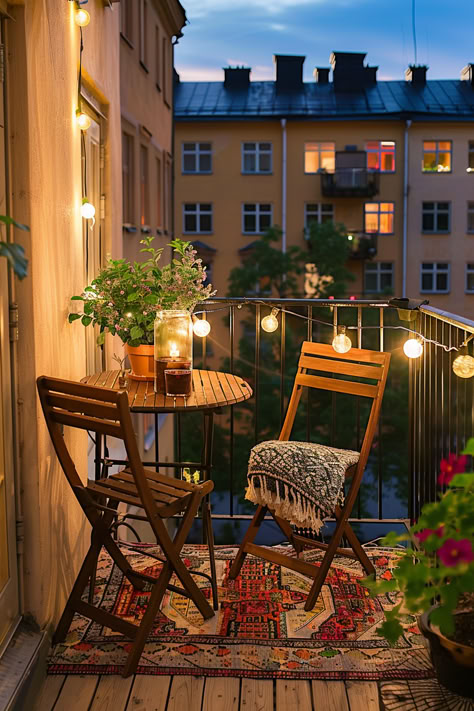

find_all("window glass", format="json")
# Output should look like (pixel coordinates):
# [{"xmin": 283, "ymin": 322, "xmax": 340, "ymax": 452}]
[
  {"xmin": 140, "ymin": 144, "xmax": 149, "ymax": 226},
  {"xmin": 466, "ymin": 264, "xmax": 474, "ymax": 292},
  {"xmin": 304, "ymin": 142, "xmax": 335, "ymax": 173},
  {"xmin": 422, "ymin": 140, "xmax": 452, "ymax": 172},
  {"xmin": 242, "ymin": 142, "xmax": 272, "ymax": 173},
  {"xmin": 364, "ymin": 262, "xmax": 393, "ymax": 293},
  {"xmin": 468, "ymin": 201, "xmax": 474, "ymax": 232},
  {"xmin": 468, "ymin": 141, "xmax": 474, "ymax": 171},
  {"xmin": 366, "ymin": 140, "xmax": 395, "ymax": 172},
  {"xmin": 422, "ymin": 202, "xmax": 451, "ymax": 233},
  {"xmin": 364, "ymin": 203, "xmax": 394, "ymax": 234},
  {"xmin": 122, "ymin": 133, "xmax": 134, "ymax": 224}
]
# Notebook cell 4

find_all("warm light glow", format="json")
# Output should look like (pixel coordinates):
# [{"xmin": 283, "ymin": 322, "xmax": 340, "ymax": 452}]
[
  {"xmin": 403, "ymin": 338, "xmax": 423, "ymax": 359},
  {"xmin": 332, "ymin": 325, "xmax": 352, "ymax": 354},
  {"xmin": 261, "ymin": 309, "xmax": 279, "ymax": 333},
  {"xmin": 76, "ymin": 110, "xmax": 91, "ymax": 130},
  {"xmin": 126, "ymin": 312, "xmax": 133, "ymax": 318},
  {"xmin": 193, "ymin": 317, "xmax": 211, "ymax": 337},
  {"xmin": 347, "ymin": 234, "xmax": 353, "ymax": 241},
  {"xmin": 170, "ymin": 344, "xmax": 180, "ymax": 357},
  {"xmin": 452, "ymin": 354, "xmax": 474, "ymax": 379},
  {"xmin": 81, "ymin": 200, "xmax": 95, "ymax": 219},
  {"xmin": 74, "ymin": 8, "xmax": 90, "ymax": 26}
]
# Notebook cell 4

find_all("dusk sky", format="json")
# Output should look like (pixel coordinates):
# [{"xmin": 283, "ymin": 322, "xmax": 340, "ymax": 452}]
[{"xmin": 175, "ymin": 0, "xmax": 474, "ymax": 83}]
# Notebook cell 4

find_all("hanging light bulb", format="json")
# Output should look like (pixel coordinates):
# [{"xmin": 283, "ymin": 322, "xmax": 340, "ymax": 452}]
[
  {"xmin": 261, "ymin": 308, "xmax": 279, "ymax": 333},
  {"xmin": 74, "ymin": 7, "xmax": 90, "ymax": 27},
  {"xmin": 76, "ymin": 109, "xmax": 91, "ymax": 131},
  {"xmin": 403, "ymin": 337, "xmax": 423, "ymax": 359},
  {"xmin": 81, "ymin": 198, "xmax": 95, "ymax": 220},
  {"xmin": 192, "ymin": 315, "xmax": 211, "ymax": 337},
  {"xmin": 332, "ymin": 325, "xmax": 352, "ymax": 354},
  {"xmin": 452, "ymin": 354, "xmax": 474, "ymax": 379}
]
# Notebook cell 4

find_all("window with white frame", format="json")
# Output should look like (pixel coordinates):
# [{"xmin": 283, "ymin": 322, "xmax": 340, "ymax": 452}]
[
  {"xmin": 304, "ymin": 203, "xmax": 334, "ymax": 231},
  {"xmin": 364, "ymin": 262, "xmax": 394, "ymax": 293},
  {"xmin": 466, "ymin": 264, "xmax": 474, "ymax": 293},
  {"xmin": 365, "ymin": 141, "xmax": 396, "ymax": 172},
  {"xmin": 364, "ymin": 202, "xmax": 394, "ymax": 234},
  {"xmin": 422, "ymin": 201, "xmax": 451, "ymax": 233},
  {"xmin": 242, "ymin": 142, "xmax": 272, "ymax": 173},
  {"xmin": 422, "ymin": 140, "xmax": 452, "ymax": 172},
  {"xmin": 182, "ymin": 142, "xmax": 212, "ymax": 174},
  {"xmin": 304, "ymin": 142, "xmax": 335, "ymax": 173},
  {"xmin": 420, "ymin": 262, "xmax": 450, "ymax": 293},
  {"xmin": 468, "ymin": 201, "xmax": 474, "ymax": 233},
  {"xmin": 468, "ymin": 141, "xmax": 474, "ymax": 173},
  {"xmin": 139, "ymin": 0, "xmax": 148, "ymax": 68},
  {"xmin": 242, "ymin": 203, "xmax": 272, "ymax": 233},
  {"xmin": 183, "ymin": 203, "xmax": 212, "ymax": 233}
]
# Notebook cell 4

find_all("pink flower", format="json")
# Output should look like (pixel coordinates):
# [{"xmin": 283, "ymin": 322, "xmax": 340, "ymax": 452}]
[
  {"xmin": 415, "ymin": 526, "xmax": 444, "ymax": 543},
  {"xmin": 438, "ymin": 454, "xmax": 468, "ymax": 486},
  {"xmin": 120, "ymin": 290, "xmax": 125, "ymax": 295},
  {"xmin": 437, "ymin": 539, "xmax": 473, "ymax": 567}
]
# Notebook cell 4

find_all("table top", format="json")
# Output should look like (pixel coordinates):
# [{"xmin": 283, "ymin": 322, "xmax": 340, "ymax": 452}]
[{"xmin": 82, "ymin": 369, "xmax": 253, "ymax": 413}]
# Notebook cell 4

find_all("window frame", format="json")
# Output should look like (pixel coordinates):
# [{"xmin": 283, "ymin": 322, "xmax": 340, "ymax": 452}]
[
  {"xmin": 122, "ymin": 131, "xmax": 135, "ymax": 226},
  {"xmin": 182, "ymin": 202, "xmax": 213, "ymax": 235},
  {"xmin": 120, "ymin": 0, "xmax": 134, "ymax": 46},
  {"xmin": 139, "ymin": 0, "xmax": 148, "ymax": 71},
  {"xmin": 422, "ymin": 201, "xmax": 451, "ymax": 234},
  {"xmin": 363, "ymin": 201, "xmax": 395, "ymax": 235},
  {"xmin": 420, "ymin": 262, "xmax": 450, "ymax": 294},
  {"xmin": 304, "ymin": 203, "xmax": 334, "ymax": 231},
  {"xmin": 466, "ymin": 263, "xmax": 474, "ymax": 293},
  {"xmin": 422, "ymin": 140, "xmax": 452, "ymax": 173},
  {"xmin": 181, "ymin": 142, "xmax": 213, "ymax": 174},
  {"xmin": 365, "ymin": 140, "xmax": 396, "ymax": 173},
  {"xmin": 163, "ymin": 37, "xmax": 171, "ymax": 107},
  {"xmin": 241, "ymin": 203, "xmax": 273, "ymax": 234},
  {"xmin": 363, "ymin": 262, "xmax": 394, "ymax": 293},
  {"xmin": 467, "ymin": 201, "xmax": 474, "ymax": 233},
  {"xmin": 156, "ymin": 153, "xmax": 162, "ymax": 231},
  {"xmin": 155, "ymin": 25, "xmax": 161, "ymax": 90},
  {"xmin": 241, "ymin": 141, "xmax": 273, "ymax": 174},
  {"xmin": 139, "ymin": 144, "xmax": 150, "ymax": 230},
  {"xmin": 304, "ymin": 141, "xmax": 335, "ymax": 174},
  {"xmin": 468, "ymin": 141, "xmax": 474, "ymax": 173}
]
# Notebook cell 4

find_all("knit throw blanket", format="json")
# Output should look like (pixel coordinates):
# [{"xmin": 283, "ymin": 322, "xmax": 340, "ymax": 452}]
[{"xmin": 245, "ymin": 440, "xmax": 360, "ymax": 533}]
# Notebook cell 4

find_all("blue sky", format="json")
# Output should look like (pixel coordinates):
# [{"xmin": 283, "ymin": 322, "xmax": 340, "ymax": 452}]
[{"xmin": 175, "ymin": 0, "xmax": 474, "ymax": 82}]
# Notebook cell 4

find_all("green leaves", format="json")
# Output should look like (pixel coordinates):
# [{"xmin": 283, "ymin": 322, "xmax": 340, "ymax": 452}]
[
  {"xmin": 81, "ymin": 316, "xmax": 92, "ymax": 327},
  {"xmin": 0, "ymin": 214, "xmax": 30, "ymax": 232},
  {"xmin": 130, "ymin": 326, "xmax": 144, "ymax": 341},
  {"xmin": 461, "ymin": 437, "xmax": 474, "ymax": 456},
  {"xmin": 68, "ymin": 313, "xmax": 81, "ymax": 323},
  {"xmin": 0, "ymin": 242, "xmax": 28, "ymax": 279}
]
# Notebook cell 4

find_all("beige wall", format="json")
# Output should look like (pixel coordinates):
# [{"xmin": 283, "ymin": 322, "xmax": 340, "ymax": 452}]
[{"xmin": 7, "ymin": 0, "xmax": 121, "ymax": 628}]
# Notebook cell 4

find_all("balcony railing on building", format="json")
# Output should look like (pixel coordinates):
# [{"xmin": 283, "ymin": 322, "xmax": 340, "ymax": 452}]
[
  {"xmin": 347, "ymin": 232, "xmax": 377, "ymax": 259},
  {"xmin": 320, "ymin": 150, "xmax": 380, "ymax": 197}
]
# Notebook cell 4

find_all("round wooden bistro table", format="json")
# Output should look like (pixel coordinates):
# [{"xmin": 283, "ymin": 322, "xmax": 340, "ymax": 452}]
[{"xmin": 81, "ymin": 368, "xmax": 253, "ymax": 608}]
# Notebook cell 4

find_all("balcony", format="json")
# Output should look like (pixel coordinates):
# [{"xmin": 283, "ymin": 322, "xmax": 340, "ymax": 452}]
[
  {"xmin": 321, "ymin": 168, "xmax": 380, "ymax": 197},
  {"xmin": 347, "ymin": 231, "xmax": 377, "ymax": 258}
]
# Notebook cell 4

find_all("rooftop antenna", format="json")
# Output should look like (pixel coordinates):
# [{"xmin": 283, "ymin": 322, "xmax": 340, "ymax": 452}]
[{"xmin": 412, "ymin": 0, "xmax": 418, "ymax": 64}]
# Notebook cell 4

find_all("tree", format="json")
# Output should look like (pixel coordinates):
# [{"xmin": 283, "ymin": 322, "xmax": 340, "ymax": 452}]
[{"xmin": 303, "ymin": 221, "xmax": 355, "ymax": 298}]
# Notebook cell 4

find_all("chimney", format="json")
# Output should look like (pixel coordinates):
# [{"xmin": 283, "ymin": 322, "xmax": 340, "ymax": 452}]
[
  {"xmin": 274, "ymin": 54, "xmax": 305, "ymax": 90},
  {"xmin": 461, "ymin": 64, "xmax": 474, "ymax": 87},
  {"xmin": 330, "ymin": 52, "xmax": 377, "ymax": 91},
  {"xmin": 224, "ymin": 67, "xmax": 251, "ymax": 90},
  {"xmin": 313, "ymin": 67, "xmax": 330, "ymax": 84},
  {"xmin": 405, "ymin": 65, "xmax": 428, "ymax": 85}
]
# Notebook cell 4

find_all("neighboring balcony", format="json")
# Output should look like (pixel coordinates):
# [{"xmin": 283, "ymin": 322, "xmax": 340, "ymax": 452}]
[
  {"xmin": 321, "ymin": 168, "xmax": 380, "ymax": 197},
  {"xmin": 347, "ymin": 231, "xmax": 377, "ymax": 259}
]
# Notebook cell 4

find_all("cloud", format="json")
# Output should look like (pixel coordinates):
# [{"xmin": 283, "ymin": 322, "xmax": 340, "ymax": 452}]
[
  {"xmin": 183, "ymin": 0, "xmax": 322, "ymax": 18},
  {"xmin": 270, "ymin": 23, "xmax": 286, "ymax": 31}
]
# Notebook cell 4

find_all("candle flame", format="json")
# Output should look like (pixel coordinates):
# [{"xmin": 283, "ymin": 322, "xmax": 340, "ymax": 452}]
[{"xmin": 170, "ymin": 344, "xmax": 180, "ymax": 357}]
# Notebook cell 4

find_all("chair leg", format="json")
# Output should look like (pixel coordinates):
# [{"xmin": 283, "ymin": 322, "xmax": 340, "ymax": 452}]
[
  {"xmin": 202, "ymin": 498, "xmax": 219, "ymax": 610},
  {"xmin": 270, "ymin": 512, "xmax": 303, "ymax": 555},
  {"xmin": 229, "ymin": 505, "xmax": 267, "ymax": 580},
  {"xmin": 343, "ymin": 520, "xmax": 375, "ymax": 576}
]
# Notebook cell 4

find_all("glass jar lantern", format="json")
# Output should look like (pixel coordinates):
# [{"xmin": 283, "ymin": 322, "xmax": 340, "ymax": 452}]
[{"xmin": 154, "ymin": 310, "xmax": 193, "ymax": 394}]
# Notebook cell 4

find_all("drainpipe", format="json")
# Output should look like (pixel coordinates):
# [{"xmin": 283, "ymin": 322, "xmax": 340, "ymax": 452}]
[
  {"xmin": 281, "ymin": 118, "xmax": 287, "ymax": 254},
  {"xmin": 402, "ymin": 119, "xmax": 412, "ymax": 297}
]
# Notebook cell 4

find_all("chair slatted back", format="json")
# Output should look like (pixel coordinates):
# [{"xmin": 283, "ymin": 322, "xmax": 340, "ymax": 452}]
[
  {"xmin": 280, "ymin": 341, "xmax": 391, "ymax": 479},
  {"xmin": 36, "ymin": 376, "xmax": 160, "ymax": 522}
]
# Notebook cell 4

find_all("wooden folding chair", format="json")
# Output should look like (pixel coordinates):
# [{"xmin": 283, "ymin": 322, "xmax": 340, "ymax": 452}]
[
  {"xmin": 37, "ymin": 376, "xmax": 216, "ymax": 677},
  {"xmin": 229, "ymin": 341, "xmax": 390, "ymax": 611}
]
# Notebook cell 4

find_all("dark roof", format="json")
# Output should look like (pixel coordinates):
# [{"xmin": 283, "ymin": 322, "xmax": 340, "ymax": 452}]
[
  {"xmin": 190, "ymin": 240, "xmax": 217, "ymax": 253},
  {"xmin": 174, "ymin": 80, "xmax": 474, "ymax": 121}
]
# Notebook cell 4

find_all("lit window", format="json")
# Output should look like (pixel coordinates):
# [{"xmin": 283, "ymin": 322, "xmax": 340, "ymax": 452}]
[
  {"xmin": 140, "ymin": 145, "xmax": 149, "ymax": 228},
  {"xmin": 242, "ymin": 142, "xmax": 272, "ymax": 173},
  {"xmin": 182, "ymin": 142, "xmax": 212, "ymax": 173},
  {"xmin": 304, "ymin": 142, "xmax": 335, "ymax": 173},
  {"xmin": 242, "ymin": 203, "xmax": 272, "ymax": 234},
  {"xmin": 183, "ymin": 203, "xmax": 213, "ymax": 233},
  {"xmin": 468, "ymin": 202, "xmax": 474, "ymax": 233},
  {"xmin": 304, "ymin": 203, "xmax": 334, "ymax": 232},
  {"xmin": 466, "ymin": 263, "xmax": 474, "ymax": 293},
  {"xmin": 422, "ymin": 202, "xmax": 451, "ymax": 233},
  {"xmin": 364, "ymin": 202, "xmax": 394, "ymax": 234},
  {"xmin": 120, "ymin": 0, "xmax": 133, "ymax": 44},
  {"xmin": 122, "ymin": 133, "xmax": 134, "ymax": 225},
  {"xmin": 468, "ymin": 141, "xmax": 474, "ymax": 173},
  {"xmin": 422, "ymin": 140, "xmax": 452, "ymax": 172},
  {"xmin": 366, "ymin": 141, "xmax": 396, "ymax": 172},
  {"xmin": 139, "ymin": 0, "xmax": 148, "ymax": 68},
  {"xmin": 364, "ymin": 262, "xmax": 394, "ymax": 293},
  {"xmin": 421, "ymin": 262, "xmax": 450, "ymax": 293}
]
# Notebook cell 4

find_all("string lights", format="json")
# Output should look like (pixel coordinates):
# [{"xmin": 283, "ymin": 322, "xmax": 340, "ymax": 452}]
[
  {"xmin": 74, "ymin": 6, "xmax": 90, "ymax": 26},
  {"xmin": 261, "ymin": 308, "xmax": 279, "ymax": 333},
  {"xmin": 332, "ymin": 325, "xmax": 352, "ymax": 354},
  {"xmin": 192, "ymin": 314, "xmax": 211, "ymax": 337},
  {"xmin": 403, "ymin": 337, "xmax": 423, "ymax": 359}
]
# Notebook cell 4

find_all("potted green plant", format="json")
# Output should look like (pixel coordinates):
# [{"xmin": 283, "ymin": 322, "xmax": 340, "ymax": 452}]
[
  {"xmin": 69, "ymin": 237, "xmax": 214, "ymax": 379},
  {"xmin": 363, "ymin": 440, "xmax": 474, "ymax": 698}
]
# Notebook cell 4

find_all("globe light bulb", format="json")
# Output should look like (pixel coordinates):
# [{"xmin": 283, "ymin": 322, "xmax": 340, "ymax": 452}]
[
  {"xmin": 193, "ymin": 317, "xmax": 211, "ymax": 337},
  {"xmin": 74, "ymin": 8, "xmax": 90, "ymax": 26},
  {"xmin": 403, "ymin": 338, "xmax": 423, "ymax": 359},
  {"xmin": 76, "ymin": 110, "xmax": 91, "ymax": 131},
  {"xmin": 261, "ymin": 309, "xmax": 279, "ymax": 333},
  {"xmin": 452, "ymin": 354, "xmax": 474, "ymax": 379},
  {"xmin": 81, "ymin": 199, "xmax": 95, "ymax": 219},
  {"xmin": 332, "ymin": 325, "xmax": 352, "ymax": 354}
]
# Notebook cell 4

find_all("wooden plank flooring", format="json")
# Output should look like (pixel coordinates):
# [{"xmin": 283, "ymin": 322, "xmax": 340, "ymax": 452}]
[{"xmin": 33, "ymin": 675, "xmax": 382, "ymax": 711}]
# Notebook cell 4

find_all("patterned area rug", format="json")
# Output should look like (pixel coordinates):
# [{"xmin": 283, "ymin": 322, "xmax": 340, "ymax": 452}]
[{"xmin": 47, "ymin": 544, "xmax": 434, "ymax": 679}]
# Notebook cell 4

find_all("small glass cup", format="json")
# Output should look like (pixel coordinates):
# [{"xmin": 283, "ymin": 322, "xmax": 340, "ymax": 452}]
[{"xmin": 165, "ymin": 368, "xmax": 193, "ymax": 397}]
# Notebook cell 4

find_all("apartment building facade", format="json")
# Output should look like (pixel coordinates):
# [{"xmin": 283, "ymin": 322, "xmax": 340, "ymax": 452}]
[{"xmin": 173, "ymin": 53, "xmax": 474, "ymax": 318}]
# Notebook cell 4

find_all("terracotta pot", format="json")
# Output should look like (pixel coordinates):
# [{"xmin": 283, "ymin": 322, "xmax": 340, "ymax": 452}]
[
  {"xmin": 125, "ymin": 343, "xmax": 154, "ymax": 381},
  {"xmin": 419, "ymin": 608, "xmax": 474, "ymax": 698}
]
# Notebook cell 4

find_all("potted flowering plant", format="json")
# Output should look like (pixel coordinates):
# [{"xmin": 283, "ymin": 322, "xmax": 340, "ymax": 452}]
[
  {"xmin": 363, "ymin": 440, "xmax": 474, "ymax": 698},
  {"xmin": 69, "ymin": 237, "xmax": 214, "ymax": 379}
]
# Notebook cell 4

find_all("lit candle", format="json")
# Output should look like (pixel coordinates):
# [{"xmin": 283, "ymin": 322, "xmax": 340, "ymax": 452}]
[{"xmin": 170, "ymin": 344, "xmax": 180, "ymax": 357}]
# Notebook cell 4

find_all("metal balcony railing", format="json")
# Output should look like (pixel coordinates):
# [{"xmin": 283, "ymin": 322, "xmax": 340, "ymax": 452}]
[{"xmin": 321, "ymin": 169, "xmax": 380, "ymax": 197}]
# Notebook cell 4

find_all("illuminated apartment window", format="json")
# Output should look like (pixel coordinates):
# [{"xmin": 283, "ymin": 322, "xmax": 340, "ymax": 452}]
[
  {"xmin": 422, "ymin": 140, "xmax": 452, "ymax": 172},
  {"xmin": 304, "ymin": 203, "xmax": 334, "ymax": 230},
  {"xmin": 422, "ymin": 202, "xmax": 450, "ymax": 233},
  {"xmin": 140, "ymin": 145, "xmax": 149, "ymax": 228},
  {"xmin": 242, "ymin": 142, "xmax": 272, "ymax": 173},
  {"xmin": 421, "ymin": 262, "xmax": 450, "ymax": 293},
  {"xmin": 183, "ymin": 203, "xmax": 213, "ymax": 233},
  {"xmin": 120, "ymin": 0, "xmax": 133, "ymax": 44},
  {"xmin": 466, "ymin": 263, "xmax": 474, "ymax": 293},
  {"xmin": 364, "ymin": 262, "xmax": 394, "ymax": 293},
  {"xmin": 182, "ymin": 142, "xmax": 212, "ymax": 173},
  {"xmin": 155, "ymin": 26, "xmax": 160, "ymax": 89},
  {"xmin": 122, "ymin": 133, "xmax": 134, "ymax": 224},
  {"xmin": 468, "ymin": 141, "xmax": 474, "ymax": 173},
  {"xmin": 242, "ymin": 203, "xmax": 272, "ymax": 233},
  {"xmin": 156, "ymin": 155, "xmax": 162, "ymax": 229},
  {"xmin": 364, "ymin": 202, "xmax": 394, "ymax": 234},
  {"xmin": 139, "ymin": 0, "xmax": 148, "ymax": 69},
  {"xmin": 468, "ymin": 202, "xmax": 474, "ymax": 233},
  {"xmin": 304, "ymin": 142, "xmax": 335, "ymax": 173},
  {"xmin": 366, "ymin": 141, "xmax": 396, "ymax": 172}
]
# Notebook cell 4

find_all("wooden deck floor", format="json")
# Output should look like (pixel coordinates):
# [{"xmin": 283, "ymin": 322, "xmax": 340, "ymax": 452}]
[{"xmin": 33, "ymin": 674, "xmax": 384, "ymax": 711}]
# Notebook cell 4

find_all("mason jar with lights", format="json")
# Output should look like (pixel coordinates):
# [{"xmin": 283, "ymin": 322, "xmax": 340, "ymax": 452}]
[{"xmin": 154, "ymin": 310, "xmax": 193, "ymax": 395}]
